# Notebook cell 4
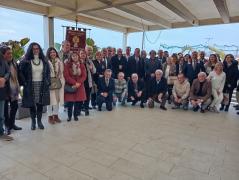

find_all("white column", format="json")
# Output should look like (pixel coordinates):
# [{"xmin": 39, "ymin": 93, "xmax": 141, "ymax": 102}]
[
  {"xmin": 43, "ymin": 16, "xmax": 54, "ymax": 52},
  {"xmin": 122, "ymin": 32, "xmax": 128, "ymax": 52}
]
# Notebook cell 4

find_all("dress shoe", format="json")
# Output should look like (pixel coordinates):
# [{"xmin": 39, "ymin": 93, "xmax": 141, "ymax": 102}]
[
  {"xmin": 13, "ymin": 125, "xmax": 22, "ymax": 130},
  {"xmin": 74, "ymin": 117, "xmax": 79, "ymax": 121},
  {"xmin": 160, "ymin": 106, "xmax": 167, "ymax": 111},
  {"xmin": 140, "ymin": 103, "xmax": 144, "ymax": 108},
  {"xmin": 219, "ymin": 106, "xmax": 224, "ymax": 111},
  {"xmin": 193, "ymin": 106, "xmax": 200, "ymax": 112},
  {"xmin": 6, "ymin": 128, "xmax": 11, "ymax": 135},
  {"xmin": 67, "ymin": 118, "xmax": 71, "ymax": 122}
]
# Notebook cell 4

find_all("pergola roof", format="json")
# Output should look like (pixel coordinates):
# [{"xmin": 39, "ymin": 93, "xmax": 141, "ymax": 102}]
[{"xmin": 1, "ymin": 0, "xmax": 239, "ymax": 33}]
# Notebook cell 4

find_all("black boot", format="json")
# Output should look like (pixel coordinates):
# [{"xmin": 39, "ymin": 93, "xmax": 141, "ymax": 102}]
[
  {"xmin": 37, "ymin": 112, "xmax": 44, "ymax": 130},
  {"xmin": 31, "ymin": 118, "xmax": 36, "ymax": 130},
  {"xmin": 220, "ymin": 104, "xmax": 224, "ymax": 111},
  {"xmin": 225, "ymin": 105, "xmax": 229, "ymax": 112}
]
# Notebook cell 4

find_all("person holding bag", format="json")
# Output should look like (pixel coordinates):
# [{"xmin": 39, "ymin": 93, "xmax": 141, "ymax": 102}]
[
  {"xmin": 46, "ymin": 47, "xmax": 65, "ymax": 124},
  {"xmin": 64, "ymin": 52, "xmax": 86, "ymax": 121}
]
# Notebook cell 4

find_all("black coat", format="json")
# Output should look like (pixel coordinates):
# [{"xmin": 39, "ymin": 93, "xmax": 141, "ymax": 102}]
[
  {"xmin": 0, "ymin": 59, "xmax": 10, "ymax": 101},
  {"xmin": 148, "ymin": 77, "xmax": 168, "ymax": 97},
  {"xmin": 93, "ymin": 60, "xmax": 106, "ymax": 85},
  {"xmin": 223, "ymin": 60, "xmax": 239, "ymax": 92},
  {"xmin": 128, "ymin": 79, "xmax": 145, "ymax": 98},
  {"xmin": 126, "ymin": 55, "xmax": 145, "ymax": 79},
  {"xmin": 19, "ymin": 59, "xmax": 50, "ymax": 108},
  {"xmin": 97, "ymin": 77, "xmax": 115, "ymax": 101},
  {"xmin": 183, "ymin": 61, "xmax": 205, "ymax": 83},
  {"xmin": 111, "ymin": 55, "xmax": 127, "ymax": 78},
  {"xmin": 144, "ymin": 58, "xmax": 162, "ymax": 78}
]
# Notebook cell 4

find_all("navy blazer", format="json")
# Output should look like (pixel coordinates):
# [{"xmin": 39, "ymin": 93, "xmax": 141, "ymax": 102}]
[
  {"xmin": 148, "ymin": 77, "xmax": 168, "ymax": 97},
  {"xmin": 111, "ymin": 55, "xmax": 127, "ymax": 78},
  {"xmin": 183, "ymin": 61, "xmax": 205, "ymax": 83},
  {"xmin": 128, "ymin": 79, "xmax": 145, "ymax": 98},
  {"xmin": 97, "ymin": 77, "xmax": 115, "ymax": 100},
  {"xmin": 126, "ymin": 55, "xmax": 145, "ymax": 79}
]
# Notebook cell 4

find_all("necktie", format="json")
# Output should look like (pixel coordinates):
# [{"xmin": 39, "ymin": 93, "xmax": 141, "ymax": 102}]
[{"xmin": 106, "ymin": 79, "xmax": 109, "ymax": 86}]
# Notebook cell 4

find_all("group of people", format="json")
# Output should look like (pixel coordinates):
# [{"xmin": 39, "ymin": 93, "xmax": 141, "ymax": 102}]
[{"xmin": 0, "ymin": 40, "xmax": 238, "ymax": 141}]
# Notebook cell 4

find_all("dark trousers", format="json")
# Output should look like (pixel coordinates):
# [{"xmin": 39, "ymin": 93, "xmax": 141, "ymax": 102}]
[
  {"xmin": 128, "ymin": 96, "xmax": 144, "ymax": 105},
  {"xmin": 148, "ymin": 94, "xmax": 167, "ymax": 108},
  {"xmin": 91, "ymin": 93, "xmax": 97, "ymax": 107},
  {"xmin": 83, "ymin": 87, "xmax": 91, "ymax": 112},
  {"xmin": 30, "ymin": 103, "xmax": 43, "ymax": 123},
  {"xmin": 67, "ymin": 101, "xmax": 83, "ymax": 119},
  {"xmin": 97, "ymin": 95, "xmax": 113, "ymax": 111},
  {"xmin": 167, "ymin": 85, "xmax": 173, "ymax": 101},
  {"xmin": 4, "ymin": 100, "xmax": 18, "ymax": 129}
]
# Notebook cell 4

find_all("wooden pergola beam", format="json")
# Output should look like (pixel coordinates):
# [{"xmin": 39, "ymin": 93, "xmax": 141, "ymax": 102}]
[
  {"xmin": 156, "ymin": 0, "xmax": 199, "ymax": 26},
  {"xmin": 213, "ymin": 0, "xmax": 230, "ymax": 23}
]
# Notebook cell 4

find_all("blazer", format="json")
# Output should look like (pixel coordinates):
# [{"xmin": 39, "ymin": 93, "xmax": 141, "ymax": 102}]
[
  {"xmin": 128, "ymin": 79, "xmax": 145, "ymax": 98},
  {"xmin": 97, "ymin": 77, "xmax": 115, "ymax": 100},
  {"xmin": 190, "ymin": 79, "xmax": 212, "ymax": 101},
  {"xmin": 93, "ymin": 60, "xmax": 107, "ymax": 85},
  {"xmin": 148, "ymin": 77, "xmax": 168, "ymax": 98},
  {"xmin": 111, "ymin": 55, "xmax": 127, "ymax": 78},
  {"xmin": 126, "ymin": 55, "xmax": 145, "ymax": 79},
  {"xmin": 144, "ymin": 58, "xmax": 162, "ymax": 78}
]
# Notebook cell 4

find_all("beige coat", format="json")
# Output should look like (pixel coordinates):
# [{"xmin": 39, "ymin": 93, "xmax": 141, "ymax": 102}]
[{"xmin": 48, "ymin": 58, "xmax": 65, "ymax": 106}]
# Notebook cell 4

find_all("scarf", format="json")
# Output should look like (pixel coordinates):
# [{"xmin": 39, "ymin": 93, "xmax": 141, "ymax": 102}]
[{"xmin": 72, "ymin": 62, "xmax": 81, "ymax": 76}]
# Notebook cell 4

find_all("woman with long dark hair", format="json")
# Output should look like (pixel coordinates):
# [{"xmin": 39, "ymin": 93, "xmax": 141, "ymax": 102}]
[
  {"xmin": 46, "ymin": 47, "xmax": 64, "ymax": 124},
  {"xmin": 220, "ymin": 54, "xmax": 239, "ymax": 111},
  {"xmin": 205, "ymin": 54, "xmax": 218, "ymax": 75},
  {"xmin": 64, "ymin": 52, "xmax": 86, "ymax": 121},
  {"xmin": 19, "ymin": 42, "xmax": 50, "ymax": 130}
]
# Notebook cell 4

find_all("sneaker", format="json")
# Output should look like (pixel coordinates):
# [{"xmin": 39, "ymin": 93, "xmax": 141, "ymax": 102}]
[{"xmin": 0, "ymin": 134, "xmax": 13, "ymax": 141}]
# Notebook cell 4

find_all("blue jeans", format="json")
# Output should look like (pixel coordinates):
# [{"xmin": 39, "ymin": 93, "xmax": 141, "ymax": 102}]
[{"xmin": 0, "ymin": 100, "xmax": 5, "ymax": 135}]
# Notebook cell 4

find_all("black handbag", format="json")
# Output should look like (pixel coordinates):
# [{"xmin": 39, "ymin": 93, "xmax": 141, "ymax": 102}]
[
  {"xmin": 50, "ymin": 77, "xmax": 62, "ymax": 90},
  {"xmin": 64, "ymin": 84, "xmax": 77, "ymax": 93}
]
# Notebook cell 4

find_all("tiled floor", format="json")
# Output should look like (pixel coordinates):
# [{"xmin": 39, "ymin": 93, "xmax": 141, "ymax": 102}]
[{"xmin": 0, "ymin": 105, "xmax": 239, "ymax": 180}]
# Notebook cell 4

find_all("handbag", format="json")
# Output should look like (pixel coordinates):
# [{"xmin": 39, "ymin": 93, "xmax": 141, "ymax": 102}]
[
  {"xmin": 50, "ymin": 77, "xmax": 62, "ymax": 90},
  {"xmin": 64, "ymin": 84, "xmax": 77, "ymax": 93},
  {"xmin": 167, "ymin": 76, "xmax": 177, "ymax": 85}
]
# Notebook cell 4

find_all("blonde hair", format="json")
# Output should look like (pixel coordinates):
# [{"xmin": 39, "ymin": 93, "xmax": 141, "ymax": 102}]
[{"xmin": 214, "ymin": 62, "xmax": 223, "ymax": 72}]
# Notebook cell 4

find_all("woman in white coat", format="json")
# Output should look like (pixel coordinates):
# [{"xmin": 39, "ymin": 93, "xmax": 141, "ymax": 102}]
[
  {"xmin": 46, "ymin": 47, "xmax": 65, "ymax": 124},
  {"xmin": 207, "ymin": 62, "xmax": 226, "ymax": 113}
]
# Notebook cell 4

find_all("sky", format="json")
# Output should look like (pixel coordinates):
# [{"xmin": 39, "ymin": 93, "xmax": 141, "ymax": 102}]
[{"xmin": 1, "ymin": 7, "xmax": 239, "ymax": 56}]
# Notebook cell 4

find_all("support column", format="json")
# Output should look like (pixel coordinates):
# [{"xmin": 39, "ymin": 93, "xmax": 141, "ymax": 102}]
[
  {"xmin": 43, "ymin": 16, "xmax": 54, "ymax": 51},
  {"xmin": 122, "ymin": 32, "xmax": 128, "ymax": 52}
]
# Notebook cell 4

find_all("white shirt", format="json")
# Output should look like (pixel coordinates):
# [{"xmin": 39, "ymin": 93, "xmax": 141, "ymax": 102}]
[
  {"xmin": 207, "ymin": 71, "xmax": 226, "ymax": 92},
  {"xmin": 31, "ymin": 58, "xmax": 43, "ymax": 82}
]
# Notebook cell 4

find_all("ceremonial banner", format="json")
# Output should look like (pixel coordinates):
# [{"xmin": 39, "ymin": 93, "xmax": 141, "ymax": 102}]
[{"xmin": 66, "ymin": 29, "xmax": 86, "ymax": 52}]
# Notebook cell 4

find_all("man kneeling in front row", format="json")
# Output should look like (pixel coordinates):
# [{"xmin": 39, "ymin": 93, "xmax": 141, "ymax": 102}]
[
  {"xmin": 97, "ymin": 69, "xmax": 115, "ymax": 111},
  {"xmin": 190, "ymin": 72, "xmax": 212, "ymax": 113},
  {"xmin": 172, "ymin": 73, "xmax": 190, "ymax": 110},
  {"xmin": 148, "ymin": 69, "xmax": 168, "ymax": 110}
]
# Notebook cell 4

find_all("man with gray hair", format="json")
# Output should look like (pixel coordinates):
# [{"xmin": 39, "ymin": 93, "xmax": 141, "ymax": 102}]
[
  {"xmin": 148, "ymin": 69, "xmax": 168, "ymax": 110},
  {"xmin": 190, "ymin": 72, "xmax": 212, "ymax": 113}
]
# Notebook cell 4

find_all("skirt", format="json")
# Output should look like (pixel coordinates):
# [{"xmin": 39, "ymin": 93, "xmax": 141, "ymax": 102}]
[{"xmin": 32, "ymin": 81, "xmax": 42, "ymax": 104}]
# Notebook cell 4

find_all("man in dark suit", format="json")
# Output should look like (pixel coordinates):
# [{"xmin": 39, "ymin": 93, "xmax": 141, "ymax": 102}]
[
  {"xmin": 97, "ymin": 69, "xmax": 115, "ymax": 111},
  {"xmin": 102, "ymin": 48, "xmax": 111, "ymax": 69},
  {"xmin": 127, "ymin": 73, "xmax": 145, "ymax": 108},
  {"xmin": 148, "ymin": 69, "xmax": 168, "ymax": 110},
  {"xmin": 111, "ymin": 48, "xmax": 127, "ymax": 78},
  {"xmin": 183, "ymin": 51, "xmax": 205, "ymax": 85},
  {"xmin": 127, "ymin": 48, "xmax": 145, "ymax": 80}
]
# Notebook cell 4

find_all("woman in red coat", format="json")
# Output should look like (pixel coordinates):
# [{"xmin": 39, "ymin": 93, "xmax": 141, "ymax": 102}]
[{"xmin": 64, "ymin": 52, "xmax": 86, "ymax": 121}]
